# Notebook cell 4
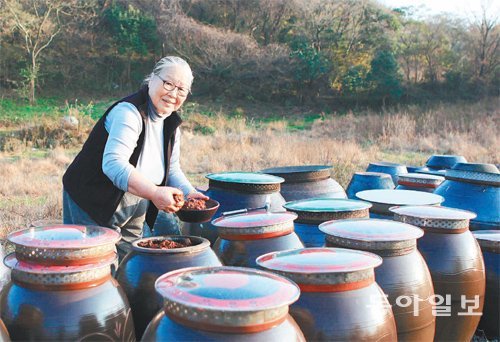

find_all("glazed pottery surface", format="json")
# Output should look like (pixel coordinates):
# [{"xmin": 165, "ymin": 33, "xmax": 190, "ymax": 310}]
[
  {"xmin": 426, "ymin": 155, "xmax": 467, "ymax": 170},
  {"xmin": 366, "ymin": 161, "xmax": 408, "ymax": 183},
  {"xmin": 182, "ymin": 172, "xmax": 286, "ymax": 244},
  {"xmin": 396, "ymin": 173, "xmax": 444, "ymax": 193},
  {"xmin": 260, "ymin": 165, "xmax": 346, "ymax": 201},
  {"xmin": 256, "ymin": 248, "xmax": 397, "ymax": 341},
  {"xmin": 1, "ymin": 254, "xmax": 134, "ymax": 341},
  {"xmin": 143, "ymin": 266, "xmax": 305, "ymax": 340},
  {"xmin": 346, "ymin": 172, "xmax": 395, "ymax": 199},
  {"xmin": 356, "ymin": 189, "xmax": 443, "ymax": 218},
  {"xmin": 7, "ymin": 224, "xmax": 120, "ymax": 265},
  {"xmin": 212, "ymin": 211, "xmax": 303, "ymax": 267},
  {"xmin": 320, "ymin": 219, "xmax": 435, "ymax": 341},
  {"xmin": 115, "ymin": 236, "xmax": 222, "ymax": 339},
  {"xmin": 392, "ymin": 206, "xmax": 485, "ymax": 342},
  {"xmin": 473, "ymin": 230, "xmax": 499, "ymax": 339},
  {"xmin": 283, "ymin": 198, "xmax": 371, "ymax": 247},
  {"xmin": 434, "ymin": 163, "xmax": 499, "ymax": 230}
]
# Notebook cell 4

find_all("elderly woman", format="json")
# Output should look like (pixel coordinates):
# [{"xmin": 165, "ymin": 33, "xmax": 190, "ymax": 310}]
[{"xmin": 62, "ymin": 56, "xmax": 207, "ymax": 256}]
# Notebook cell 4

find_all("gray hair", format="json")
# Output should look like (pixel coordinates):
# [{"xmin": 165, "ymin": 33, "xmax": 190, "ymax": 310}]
[{"xmin": 143, "ymin": 56, "xmax": 194, "ymax": 87}]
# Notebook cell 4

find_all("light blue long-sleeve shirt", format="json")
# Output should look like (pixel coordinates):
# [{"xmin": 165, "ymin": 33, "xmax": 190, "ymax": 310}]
[{"xmin": 102, "ymin": 102, "xmax": 195, "ymax": 196}]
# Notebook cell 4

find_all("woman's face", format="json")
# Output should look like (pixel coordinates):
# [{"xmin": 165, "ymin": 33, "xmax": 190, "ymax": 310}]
[{"xmin": 148, "ymin": 65, "xmax": 191, "ymax": 116}]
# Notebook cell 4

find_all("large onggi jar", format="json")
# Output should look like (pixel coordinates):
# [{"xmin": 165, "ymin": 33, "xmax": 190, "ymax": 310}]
[
  {"xmin": 182, "ymin": 172, "xmax": 286, "ymax": 244},
  {"xmin": 472, "ymin": 231, "xmax": 499, "ymax": 340},
  {"xmin": 425, "ymin": 154, "xmax": 467, "ymax": 171},
  {"xmin": 115, "ymin": 236, "xmax": 222, "ymax": 339},
  {"xmin": 391, "ymin": 206, "xmax": 485, "ymax": 342},
  {"xmin": 356, "ymin": 189, "xmax": 443, "ymax": 219},
  {"xmin": 1, "ymin": 253, "xmax": 134, "ymax": 341},
  {"xmin": 260, "ymin": 165, "xmax": 346, "ymax": 201},
  {"xmin": 346, "ymin": 172, "xmax": 395, "ymax": 199},
  {"xmin": 320, "ymin": 219, "xmax": 435, "ymax": 341},
  {"xmin": 366, "ymin": 161, "xmax": 408, "ymax": 184},
  {"xmin": 434, "ymin": 163, "xmax": 500, "ymax": 230},
  {"xmin": 283, "ymin": 198, "xmax": 371, "ymax": 247},
  {"xmin": 212, "ymin": 211, "xmax": 303, "ymax": 268},
  {"xmin": 0, "ymin": 225, "xmax": 135, "ymax": 341},
  {"xmin": 256, "ymin": 248, "xmax": 397, "ymax": 341},
  {"xmin": 142, "ymin": 266, "xmax": 305, "ymax": 341}
]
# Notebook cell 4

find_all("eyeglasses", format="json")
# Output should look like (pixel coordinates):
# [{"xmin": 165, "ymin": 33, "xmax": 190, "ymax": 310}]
[{"xmin": 156, "ymin": 75, "xmax": 190, "ymax": 97}]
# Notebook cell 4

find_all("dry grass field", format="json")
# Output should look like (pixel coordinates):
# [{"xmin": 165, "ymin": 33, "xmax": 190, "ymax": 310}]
[{"xmin": 0, "ymin": 98, "xmax": 498, "ymax": 240}]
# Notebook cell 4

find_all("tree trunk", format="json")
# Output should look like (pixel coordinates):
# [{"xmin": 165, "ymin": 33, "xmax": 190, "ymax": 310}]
[{"xmin": 30, "ymin": 55, "xmax": 37, "ymax": 105}]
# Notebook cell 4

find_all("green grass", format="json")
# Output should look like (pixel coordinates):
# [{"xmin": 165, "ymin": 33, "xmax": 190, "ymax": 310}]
[
  {"xmin": 0, "ymin": 98, "xmax": 113, "ymax": 123},
  {"xmin": 0, "ymin": 96, "xmax": 325, "ymax": 134}
]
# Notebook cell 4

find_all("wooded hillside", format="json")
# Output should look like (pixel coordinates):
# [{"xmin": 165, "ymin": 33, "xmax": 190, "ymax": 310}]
[{"xmin": 0, "ymin": 0, "xmax": 498, "ymax": 107}]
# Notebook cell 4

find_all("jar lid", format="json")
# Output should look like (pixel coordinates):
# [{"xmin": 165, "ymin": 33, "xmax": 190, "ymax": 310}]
[
  {"xmin": 5, "ymin": 253, "xmax": 117, "ymax": 289},
  {"xmin": 319, "ymin": 219, "xmax": 423, "ymax": 255},
  {"xmin": 284, "ymin": 198, "xmax": 371, "ymax": 212},
  {"xmin": 206, "ymin": 172, "xmax": 284, "ymax": 194},
  {"xmin": 473, "ymin": 230, "xmax": 500, "ymax": 253},
  {"xmin": 256, "ymin": 248, "xmax": 381, "ymax": 292},
  {"xmin": 426, "ymin": 155, "xmax": 467, "ymax": 170},
  {"xmin": 8, "ymin": 224, "xmax": 120, "ymax": 248},
  {"xmin": 212, "ymin": 211, "xmax": 297, "ymax": 240},
  {"xmin": 397, "ymin": 173, "xmax": 444, "ymax": 188},
  {"xmin": 390, "ymin": 205, "xmax": 476, "ymax": 232},
  {"xmin": 368, "ymin": 161, "xmax": 406, "ymax": 168},
  {"xmin": 260, "ymin": 165, "xmax": 332, "ymax": 182},
  {"xmin": 416, "ymin": 168, "xmax": 447, "ymax": 177},
  {"xmin": 155, "ymin": 266, "xmax": 300, "ymax": 333},
  {"xmin": 356, "ymin": 190, "xmax": 444, "ymax": 206},
  {"xmin": 444, "ymin": 163, "xmax": 500, "ymax": 186},
  {"xmin": 7, "ymin": 225, "xmax": 120, "ymax": 265},
  {"xmin": 283, "ymin": 198, "xmax": 371, "ymax": 223},
  {"xmin": 353, "ymin": 172, "xmax": 393, "ymax": 179},
  {"xmin": 206, "ymin": 172, "xmax": 284, "ymax": 184},
  {"xmin": 356, "ymin": 190, "xmax": 443, "ymax": 215}
]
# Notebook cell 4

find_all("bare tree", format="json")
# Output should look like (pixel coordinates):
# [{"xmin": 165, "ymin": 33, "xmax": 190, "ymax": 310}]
[
  {"xmin": 1, "ymin": 0, "xmax": 75, "ymax": 103},
  {"xmin": 469, "ymin": 3, "xmax": 499, "ymax": 81}
]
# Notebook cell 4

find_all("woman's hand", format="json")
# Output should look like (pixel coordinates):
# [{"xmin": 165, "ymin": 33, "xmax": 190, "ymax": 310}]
[
  {"xmin": 152, "ymin": 186, "xmax": 185, "ymax": 213},
  {"xmin": 186, "ymin": 191, "xmax": 209, "ymax": 201}
]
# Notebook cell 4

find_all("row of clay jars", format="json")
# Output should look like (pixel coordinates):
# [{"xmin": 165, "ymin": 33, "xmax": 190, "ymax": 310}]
[{"xmin": 0, "ymin": 225, "xmax": 134, "ymax": 341}]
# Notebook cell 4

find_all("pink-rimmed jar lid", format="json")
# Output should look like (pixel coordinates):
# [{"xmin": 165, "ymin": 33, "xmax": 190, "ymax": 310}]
[
  {"xmin": 7, "ymin": 225, "xmax": 121, "ymax": 265},
  {"xmin": 397, "ymin": 173, "xmax": 444, "ymax": 188},
  {"xmin": 212, "ymin": 211, "xmax": 297, "ymax": 240},
  {"xmin": 319, "ymin": 219, "xmax": 423, "ymax": 256},
  {"xmin": 4, "ymin": 252, "xmax": 117, "ymax": 290},
  {"xmin": 390, "ymin": 205, "xmax": 476, "ymax": 233},
  {"xmin": 256, "ymin": 248, "xmax": 382, "ymax": 293},
  {"xmin": 155, "ymin": 266, "xmax": 300, "ymax": 333},
  {"xmin": 472, "ymin": 230, "xmax": 500, "ymax": 253}
]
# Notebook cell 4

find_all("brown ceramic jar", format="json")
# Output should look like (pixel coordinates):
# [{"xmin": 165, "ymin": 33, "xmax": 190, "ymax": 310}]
[
  {"xmin": 320, "ymin": 219, "xmax": 435, "ymax": 341},
  {"xmin": 212, "ymin": 211, "xmax": 304, "ymax": 268},
  {"xmin": 392, "ymin": 206, "xmax": 485, "ymax": 342},
  {"xmin": 257, "ymin": 248, "xmax": 397, "ymax": 341},
  {"xmin": 260, "ymin": 165, "xmax": 346, "ymax": 201},
  {"xmin": 0, "ymin": 225, "xmax": 134, "ymax": 341},
  {"xmin": 472, "ymin": 230, "xmax": 499, "ymax": 340},
  {"xmin": 142, "ymin": 266, "xmax": 305, "ymax": 341},
  {"xmin": 115, "ymin": 235, "xmax": 222, "ymax": 339}
]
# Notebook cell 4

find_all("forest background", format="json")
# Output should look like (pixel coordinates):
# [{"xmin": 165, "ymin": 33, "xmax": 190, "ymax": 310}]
[{"xmin": 1, "ymin": 0, "xmax": 498, "ymax": 106}]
